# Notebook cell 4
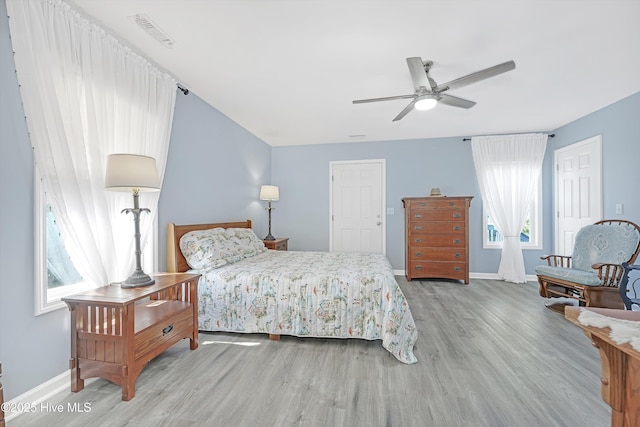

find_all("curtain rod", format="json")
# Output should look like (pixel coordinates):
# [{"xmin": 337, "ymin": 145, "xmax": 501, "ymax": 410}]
[
  {"xmin": 177, "ymin": 84, "xmax": 189, "ymax": 95},
  {"xmin": 462, "ymin": 133, "xmax": 554, "ymax": 142}
]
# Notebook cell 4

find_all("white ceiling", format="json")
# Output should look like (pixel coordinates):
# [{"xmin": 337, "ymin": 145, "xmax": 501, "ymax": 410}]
[{"xmin": 69, "ymin": 0, "xmax": 640, "ymax": 147}]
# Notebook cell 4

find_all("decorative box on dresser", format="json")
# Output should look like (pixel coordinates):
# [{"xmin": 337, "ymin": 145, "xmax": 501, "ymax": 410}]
[{"xmin": 402, "ymin": 196, "xmax": 473, "ymax": 284}]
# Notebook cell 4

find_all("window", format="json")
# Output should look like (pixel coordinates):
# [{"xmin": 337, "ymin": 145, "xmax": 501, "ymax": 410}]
[
  {"xmin": 482, "ymin": 176, "xmax": 542, "ymax": 250},
  {"xmin": 35, "ymin": 173, "xmax": 91, "ymax": 314},
  {"xmin": 35, "ymin": 173, "xmax": 156, "ymax": 315}
]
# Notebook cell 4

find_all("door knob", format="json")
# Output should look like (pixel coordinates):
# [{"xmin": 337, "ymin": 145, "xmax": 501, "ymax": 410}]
[{"xmin": 376, "ymin": 222, "xmax": 381, "ymax": 226}]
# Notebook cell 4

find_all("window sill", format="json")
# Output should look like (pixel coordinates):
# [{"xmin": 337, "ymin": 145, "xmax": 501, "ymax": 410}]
[{"xmin": 36, "ymin": 282, "xmax": 94, "ymax": 316}]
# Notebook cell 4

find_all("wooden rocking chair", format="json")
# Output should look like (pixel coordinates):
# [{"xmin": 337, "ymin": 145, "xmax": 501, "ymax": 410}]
[{"xmin": 537, "ymin": 219, "xmax": 640, "ymax": 309}]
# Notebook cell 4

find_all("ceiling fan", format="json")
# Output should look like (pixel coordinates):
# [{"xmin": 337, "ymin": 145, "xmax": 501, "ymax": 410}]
[{"xmin": 352, "ymin": 57, "xmax": 516, "ymax": 121}]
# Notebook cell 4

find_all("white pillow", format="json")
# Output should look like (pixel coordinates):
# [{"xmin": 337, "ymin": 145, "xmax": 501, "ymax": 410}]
[{"xmin": 179, "ymin": 227, "xmax": 266, "ymax": 270}]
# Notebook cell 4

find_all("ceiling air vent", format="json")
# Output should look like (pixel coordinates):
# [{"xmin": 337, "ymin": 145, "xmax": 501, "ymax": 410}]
[{"xmin": 130, "ymin": 14, "xmax": 174, "ymax": 48}]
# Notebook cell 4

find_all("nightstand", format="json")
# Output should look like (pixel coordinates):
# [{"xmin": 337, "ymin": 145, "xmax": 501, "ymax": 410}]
[
  {"xmin": 263, "ymin": 237, "xmax": 289, "ymax": 251},
  {"xmin": 62, "ymin": 273, "xmax": 200, "ymax": 401}
]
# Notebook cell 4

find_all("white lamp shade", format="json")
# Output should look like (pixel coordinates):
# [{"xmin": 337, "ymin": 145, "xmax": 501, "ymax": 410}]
[
  {"xmin": 260, "ymin": 185, "xmax": 279, "ymax": 201},
  {"xmin": 105, "ymin": 153, "xmax": 160, "ymax": 192}
]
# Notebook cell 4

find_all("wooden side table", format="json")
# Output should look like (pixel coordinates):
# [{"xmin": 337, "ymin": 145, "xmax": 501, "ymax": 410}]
[
  {"xmin": 263, "ymin": 237, "xmax": 289, "ymax": 251},
  {"xmin": 565, "ymin": 307, "xmax": 640, "ymax": 427},
  {"xmin": 62, "ymin": 273, "xmax": 200, "ymax": 401}
]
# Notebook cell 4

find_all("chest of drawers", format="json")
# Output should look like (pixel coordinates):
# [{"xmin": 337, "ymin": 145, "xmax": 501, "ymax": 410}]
[{"xmin": 402, "ymin": 196, "xmax": 473, "ymax": 283}]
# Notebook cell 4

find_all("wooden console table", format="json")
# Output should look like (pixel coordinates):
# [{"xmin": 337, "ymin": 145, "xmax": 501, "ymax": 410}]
[
  {"xmin": 565, "ymin": 307, "xmax": 640, "ymax": 427},
  {"xmin": 62, "ymin": 273, "xmax": 200, "ymax": 401}
]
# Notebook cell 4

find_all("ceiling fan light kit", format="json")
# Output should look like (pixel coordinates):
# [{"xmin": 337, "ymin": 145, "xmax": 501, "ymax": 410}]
[
  {"xmin": 414, "ymin": 95, "xmax": 437, "ymax": 110},
  {"xmin": 353, "ymin": 57, "xmax": 516, "ymax": 121}
]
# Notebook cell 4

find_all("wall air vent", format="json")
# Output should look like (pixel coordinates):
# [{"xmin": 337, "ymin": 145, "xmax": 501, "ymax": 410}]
[{"xmin": 130, "ymin": 14, "xmax": 174, "ymax": 48}]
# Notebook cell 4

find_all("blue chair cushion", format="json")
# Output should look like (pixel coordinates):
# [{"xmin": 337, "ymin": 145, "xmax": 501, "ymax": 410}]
[
  {"xmin": 535, "ymin": 265, "xmax": 601, "ymax": 286},
  {"xmin": 572, "ymin": 224, "xmax": 640, "ymax": 271}
]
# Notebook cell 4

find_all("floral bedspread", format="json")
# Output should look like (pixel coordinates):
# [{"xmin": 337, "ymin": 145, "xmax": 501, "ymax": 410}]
[{"xmin": 196, "ymin": 250, "xmax": 418, "ymax": 364}]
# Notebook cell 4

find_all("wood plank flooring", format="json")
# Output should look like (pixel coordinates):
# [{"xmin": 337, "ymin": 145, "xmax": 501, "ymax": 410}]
[{"xmin": 10, "ymin": 277, "xmax": 610, "ymax": 427}]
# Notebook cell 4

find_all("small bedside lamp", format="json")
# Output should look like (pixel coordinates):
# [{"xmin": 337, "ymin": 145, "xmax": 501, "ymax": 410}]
[
  {"xmin": 105, "ymin": 154, "xmax": 160, "ymax": 287},
  {"xmin": 260, "ymin": 185, "xmax": 279, "ymax": 241}
]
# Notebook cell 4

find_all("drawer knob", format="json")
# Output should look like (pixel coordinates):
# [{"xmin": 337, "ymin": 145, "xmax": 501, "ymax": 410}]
[
  {"xmin": 415, "ymin": 239, "xmax": 422, "ymax": 243},
  {"xmin": 414, "ymin": 213, "xmax": 422, "ymax": 218},
  {"xmin": 453, "ymin": 239, "xmax": 461, "ymax": 244},
  {"xmin": 454, "ymin": 253, "xmax": 461, "ymax": 258},
  {"xmin": 415, "ymin": 266, "xmax": 423, "ymax": 270},
  {"xmin": 448, "ymin": 202, "xmax": 454, "ymax": 206},
  {"xmin": 162, "ymin": 324, "xmax": 174, "ymax": 336},
  {"xmin": 416, "ymin": 252, "xmax": 422, "ymax": 257},
  {"xmin": 453, "ymin": 226, "xmax": 460, "ymax": 230},
  {"xmin": 415, "ymin": 226, "xmax": 422, "ymax": 230},
  {"xmin": 453, "ymin": 213, "xmax": 461, "ymax": 218},
  {"xmin": 454, "ymin": 267, "xmax": 461, "ymax": 272}
]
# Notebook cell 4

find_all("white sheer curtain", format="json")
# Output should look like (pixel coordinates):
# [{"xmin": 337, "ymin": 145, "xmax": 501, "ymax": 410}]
[
  {"xmin": 7, "ymin": 0, "xmax": 177, "ymax": 286},
  {"xmin": 471, "ymin": 133, "xmax": 547, "ymax": 283}
]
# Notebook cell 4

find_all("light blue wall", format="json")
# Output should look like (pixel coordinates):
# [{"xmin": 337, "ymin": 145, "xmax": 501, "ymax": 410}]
[
  {"xmin": 271, "ymin": 137, "xmax": 551, "ymax": 273},
  {"xmin": 271, "ymin": 138, "xmax": 483, "ymax": 269},
  {"xmin": 0, "ymin": 0, "xmax": 71, "ymax": 401},
  {"xmin": 157, "ymin": 93, "xmax": 272, "ymax": 270},
  {"xmin": 547, "ymin": 92, "xmax": 640, "ymax": 230}
]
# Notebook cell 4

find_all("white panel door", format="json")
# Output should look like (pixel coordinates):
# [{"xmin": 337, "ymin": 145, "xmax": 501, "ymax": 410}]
[
  {"xmin": 330, "ymin": 160, "xmax": 385, "ymax": 254},
  {"xmin": 554, "ymin": 135, "xmax": 603, "ymax": 255}
]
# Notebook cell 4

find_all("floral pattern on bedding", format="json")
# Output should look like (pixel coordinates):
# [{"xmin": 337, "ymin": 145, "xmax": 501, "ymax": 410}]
[
  {"xmin": 196, "ymin": 250, "xmax": 418, "ymax": 364},
  {"xmin": 180, "ymin": 227, "xmax": 266, "ymax": 270}
]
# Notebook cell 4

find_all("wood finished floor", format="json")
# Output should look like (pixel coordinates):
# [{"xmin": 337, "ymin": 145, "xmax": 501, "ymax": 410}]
[{"xmin": 11, "ymin": 277, "xmax": 609, "ymax": 427}]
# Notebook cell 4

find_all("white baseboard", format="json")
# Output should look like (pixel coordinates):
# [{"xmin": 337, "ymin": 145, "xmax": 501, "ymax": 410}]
[
  {"xmin": 393, "ymin": 270, "xmax": 537, "ymax": 282},
  {"xmin": 470, "ymin": 272, "xmax": 538, "ymax": 282},
  {"xmin": 4, "ymin": 370, "xmax": 95, "ymax": 422}
]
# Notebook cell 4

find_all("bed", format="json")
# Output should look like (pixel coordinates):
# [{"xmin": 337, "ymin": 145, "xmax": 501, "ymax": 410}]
[{"xmin": 166, "ymin": 220, "xmax": 418, "ymax": 364}]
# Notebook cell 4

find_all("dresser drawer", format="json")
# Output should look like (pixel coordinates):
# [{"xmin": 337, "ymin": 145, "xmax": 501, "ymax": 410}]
[
  {"xmin": 410, "ymin": 261, "xmax": 467, "ymax": 280},
  {"xmin": 408, "ymin": 234, "xmax": 465, "ymax": 247},
  {"xmin": 409, "ymin": 210, "xmax": 465, "ymax": 221},
  {"xmin": 410, "ymin": 247, "xmax": 466, "ymax": 261},
  {"xmin": 408, "ymin": 221, "xmax": 466, "ymax": 235},
  {"xmin": 408, "ymin": 198, "xmax": 468, "ymax": 210}
]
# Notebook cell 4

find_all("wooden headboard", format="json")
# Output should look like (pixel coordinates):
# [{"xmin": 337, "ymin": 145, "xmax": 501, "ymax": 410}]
[{"xmin": 166, "ymin": 220, "xmax": 253, "ymax": 273}]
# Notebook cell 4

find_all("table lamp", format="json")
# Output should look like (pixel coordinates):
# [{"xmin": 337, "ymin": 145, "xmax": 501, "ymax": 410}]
[
  {"xmin": 260, "ymin": 185, "xmax": 279, "ymax": 241},
  {"xmin": 105, "ymin": 153, "xmax": 160, "ymax": 287}
]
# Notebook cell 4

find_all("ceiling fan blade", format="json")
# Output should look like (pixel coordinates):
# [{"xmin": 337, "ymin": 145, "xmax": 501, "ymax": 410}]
[
  {"xmin": 438, "ymin": 94, "xmax": 476, "ymax": 109},
  {"xmin": 406, "ymin": 57, "xmax": 431, "ymax": 92},
  {"xmin": 352, "ymin": 94, "xmax": 415, "ymax": 104},
  {"xmin": 435, "ymin": 60, "xmax": 515, "ymax": 92},
  {"xmin": 392, "ymin": 99, "xmax": 417, "ymax": 122}
]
